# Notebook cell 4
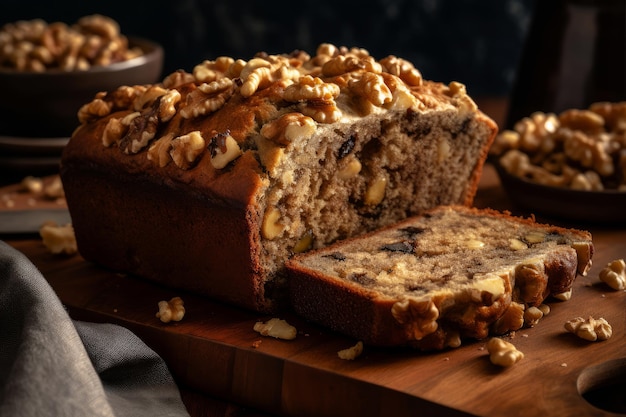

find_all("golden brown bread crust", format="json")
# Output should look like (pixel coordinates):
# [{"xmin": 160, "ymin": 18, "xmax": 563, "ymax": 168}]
[
  {"xmin": 286, "ymin": 206, "xmax": 593, "ymax": 348},
  {"xmin": 61, "ymin": 44, "xmax": 497, "ymax": 313}
]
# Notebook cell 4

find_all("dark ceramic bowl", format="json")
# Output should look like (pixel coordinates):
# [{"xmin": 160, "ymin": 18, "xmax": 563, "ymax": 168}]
[
  {"xmin": 0, "ymin": 37, "xmax": 163, "ymax": 138},
  {"xmin": 494, "ymin": 162, "xmax": 626, "ymax": 225}
]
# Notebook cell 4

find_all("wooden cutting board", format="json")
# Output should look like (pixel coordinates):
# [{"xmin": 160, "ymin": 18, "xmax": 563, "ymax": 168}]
[{"xmin": 4, "ymin": 164, "xmax": 626, "ymax": 417}]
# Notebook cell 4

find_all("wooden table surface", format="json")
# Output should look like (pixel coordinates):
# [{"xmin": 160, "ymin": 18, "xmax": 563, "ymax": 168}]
[{"xmin": 2, "ymin": 99, "xmax": 625, "ymax": 417}]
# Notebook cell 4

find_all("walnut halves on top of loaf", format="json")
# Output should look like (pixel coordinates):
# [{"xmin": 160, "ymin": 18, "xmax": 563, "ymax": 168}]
[
  {"xmin": 61, "ymin": 43, "xmax": 498, "ymax": 313},
  {"xmin": 286, "ymin": 206, "xmax": 593, "ymax": 349}
]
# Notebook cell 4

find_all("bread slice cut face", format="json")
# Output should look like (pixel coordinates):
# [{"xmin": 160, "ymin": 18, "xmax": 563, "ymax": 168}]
[{"xmin": 287, "ymin": 205, "xmax": 594, "ymax": 349}]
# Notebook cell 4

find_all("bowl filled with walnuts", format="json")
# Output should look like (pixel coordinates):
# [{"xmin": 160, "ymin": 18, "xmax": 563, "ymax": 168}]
[
  {"xmin": 489, "ymin": 102, "xmax": 626, "ymax": 224},
  {"xmin": 0, "ymin": 14, "xmax": 163, "ymax": 140}
]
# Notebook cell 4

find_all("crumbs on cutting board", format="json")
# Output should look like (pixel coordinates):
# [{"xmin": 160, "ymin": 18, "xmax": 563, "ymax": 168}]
[{"xmin": 1, "ymin": 175, "xmax": 66, "ymax": 209}]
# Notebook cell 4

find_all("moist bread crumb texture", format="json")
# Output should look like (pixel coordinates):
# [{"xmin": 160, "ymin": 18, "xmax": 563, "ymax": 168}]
[
  {"xmin": 61, "ymin": 43, "xmax": 497, "ymax": 313},
  {"xmin": 287, "ymin": 206, "xmax": 594, "ymax": 349}
]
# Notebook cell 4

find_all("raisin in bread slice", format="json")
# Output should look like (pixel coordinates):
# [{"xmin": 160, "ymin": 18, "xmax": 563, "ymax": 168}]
[{"xmin": 286, "ymin": 205, "xmax": 593, "ymax": 349}]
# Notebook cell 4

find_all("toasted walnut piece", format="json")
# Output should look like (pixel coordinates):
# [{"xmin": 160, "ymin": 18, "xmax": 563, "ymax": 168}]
[
  {"xmin": 437, "ymin": 137, "xmax": 451, "ymax": 163},
  {"xmin": 514, "ymin": 112, "xmax": 560, "ymax": 153},
  {"xmin": 102, "ymin": 111, "xmax": 140, "ymax": 147},
  {"xmin": 293, "ymin": 231, "xmax": 314, "ymax": 254},
  {"xmin": 391, "ymin": 297, "xmax": 439, "ymax": 340},
  {"xmin": 524, "ymin": 231, "xmax": 546, "ymax": 244},
  {"xmin": 571, "ymin": 241, "xmax": 593, "ymax": 276},
  {"xmin": 509, "ymin": 238, "xmax": 528, "ymax": 251},
  {"xmin": 559, "ymin": 109, "xmax": 605, "ymax": 134},
  {"xmin": 599, "ymin": 259, "xmax": 626, "ymax": 290},
  {"xmin": 147, "ymin": 133, "xmax": 175, "ymax": 168},
  {"xmin": 513, "ymin": 259, "xmax": 548, "ymax": 306},
  {"xmin": 134, "ymin": 85, "xmax": 168, "ymax": 111},
  {"xmin": 260, "ymin": 113, "xmax": 317, "ymax": 146},
  {"xmin": 499, "ymin": 149, "xmax": 568, "ymax": 188},
  {"xmin": 387, "ymin": 81, "xmax": 418, "ymax": 111},
  {"xmin": 465, "ymin": 239, "xmax": 485, "ymax": 249},
  {"xmin": 538, "ymin": 304, "xmax": 551, "ymax": 316},
  {"xmin": 337, "ymin": 156, "xmax": 362, "ymax": 180},
  {"xmin": 379, "ymin": 55, "xmax": 422, "ymax": 87},
  {"xmin": 337, "ymin": 341, "xmax": 364, "ymax": 360},
  {"xmin": 553, "ymin": 289, "xmax": 572, "ymax": 301},
  {"xmin": 560, "ymin": 129, "xmax": 614, "ymax": 176},
  {"xmin": 445, "ymin": 82, "xmax": 478, "ymax": 112},
  {"xmin": 121, "ymin": 108, "xmax": 160, "ymax": 154},
  {"xmin": 445, "ymin": 330, "xmax": 462, "ymax": 349},
  {"xmin": 102, "ymin": 118, "xmax": 124, "ymax": 147},
  {"xmin": 241, "ymin": 65, "xmax": 272, "ymax": 97},
  {"xmin": 312, "ymin": 43, "xmax": 339, "ymax": 66},
  {"xmin": 43, "ymin": 175, "xmax": 65, "ymax": 199},
  {"xmin": 256, "ymin": 136, "xmax": 286, "ymax": 176},
  {"xmin": 170, "ymin": 131, "xmax": 206, "ymax": 169},
  {"xmin": 253, "ymin": 318, "xmax": 297, "ymax": 340},
  {"xmin": 492, "ymin": 302, "xmax": 525, "ymax": 335},
  {"xmin": 158, "ymin": 89, "xmax": 181, "ymax": 122},
  {"xmin": 262, "ymin": 207, "xmax": 284, "ymax": 240},
  {"xmin": 564, "ymin": 316, "xmax": 612, "ymax": 341},
  {"xmin": 590, "ymin": 101, "xmax": 626, "ymax": 132},
  {"xmin": 487, "ymin": 338, "xmax": 524, "ymax": 367},
  {"xmin": 283, "ymin": 75, "xmax": 340, "ymax": 102},
  {"xmin": 20, "ymin": 176, "xmax": 43, "ymax": 193},
  {"xmin": 156, "ymin": 297, "xmax": 185, "ymax": 323},
  {"xmin": 193, "ymin": 56, "xmax": 234, "ymax": 83},
  {"xmin": 498, "ymin": 149, "xmax": 530, "ymax": 178},
  {"xmin": 76, "ymin": 14, "xmax": 120, "ymax": 40},
  {"xmin": 108, "ymin": 85, "xmax": 147, "ymax": 110},
  {"xmin": 524, "ymin": 306, "xmax": 544, "ymax": 327},
  {"xmin": 364, "ymin": 173, "xmax": 387, "ymax": 206},
  {"xmin": 78, "ymin": 98, "xmax": 112, "ymax": 123},
  {"xmin": 570, "ymin": 171, "xmax": 604, "ymax": 191},
  {"xmin": 208, "ymin": 132, "xmax": 242, "ymax": 169},
  {"xmin": 162, "ymin": 70, "xmax": 195, "ymax": 89},
  {"xmin": 469, "ymin": 272, "xmax": 506, "ymax": 301},
  {"xmin": 349, "ymin": 72, "xmax": 392, "ymax": 108},
  {"xmin": 180, "ymin": 78, "xmax": 234, "ymax": 119},
  {"xmin": 321, "ymin": 55, "xmax": 363, "ymax": 77},
  {"xmin": 39, "ymin": 222, "xmax": 77, "ymax": 255},
  {"xmin": 298, "ymin": 101, "xmax": 342, "ymax": 124},
  {"xmin": 224, "ymin": 59, "xmax": 247, "ymax": 79}
]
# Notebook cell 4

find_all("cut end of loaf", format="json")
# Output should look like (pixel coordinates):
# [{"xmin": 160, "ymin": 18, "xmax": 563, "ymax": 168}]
[{"xmin": 258, "ymin": 108, "xmax": 497, "ymax": 305}]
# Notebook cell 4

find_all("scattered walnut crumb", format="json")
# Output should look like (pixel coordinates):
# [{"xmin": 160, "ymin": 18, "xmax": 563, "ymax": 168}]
[
  {"xmin": 564, "ymin": 316, "xmax": 612, "ymax": 341},
  {"xmin": 20, "ymin": 176, "xmax": 43, "ymax": 193},
  {"xmin": 599, "ymin": 259, "xmax": 626, "ymax": 290},
  {"xmin": 39, "ymin": 222, "xmax": 77, "ymax": 255},
  {"xmin": 251, "ymin": 339, "xmax": 262, "ymax": 349},
  {"xmin": 253, "ymin": 318, "xmax": 296, "ymax": 340},
  {"xmin": 486, "ymin": 337, "xmax": 524, "ymax": 367},
  {"xmin": 156, "ymin": 297, "xmax": 185, "ymax": 323},
  {"xmin": 43, "ymin": 176, "xmax": 65, "ymax": 199},
  {"xmin": 337, "ymin": 341, "xmax": 363, "ymax": 360}
]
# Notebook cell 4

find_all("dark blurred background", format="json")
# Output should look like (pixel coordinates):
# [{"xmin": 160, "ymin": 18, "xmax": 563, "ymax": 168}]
[{"xmin": 0, "ymin": 0, "xmax": 534, "ymax": 97}]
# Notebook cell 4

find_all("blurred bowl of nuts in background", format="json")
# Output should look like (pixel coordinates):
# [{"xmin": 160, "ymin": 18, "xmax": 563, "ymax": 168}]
[
  {"xmin": 489, "ymin": 102, "xmax": 626, "ymax": 225},
  {"xmin": 0, "ymin": 14, "xmax": 163, "ymax": 178}
]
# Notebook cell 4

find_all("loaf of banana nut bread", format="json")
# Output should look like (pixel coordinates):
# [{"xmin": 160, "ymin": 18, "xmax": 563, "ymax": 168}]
[
  {"xmin": 60, "ymin": 44, "xmax": 497, "ymax": 313},
  {"xmin": 286, "ymin": 205, "xmax": 593, "ymax": 349}
]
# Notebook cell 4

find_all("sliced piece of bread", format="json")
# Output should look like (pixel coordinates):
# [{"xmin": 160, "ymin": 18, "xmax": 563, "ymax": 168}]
[{"xmin": 286, "ymin": 205, "xmax": 593, "ymax": 349}]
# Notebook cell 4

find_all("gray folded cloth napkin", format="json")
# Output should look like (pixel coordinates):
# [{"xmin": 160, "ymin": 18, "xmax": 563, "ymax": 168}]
[{"xmin": 0, "ymin": 241, "xmax": 190, "ymax": 417}]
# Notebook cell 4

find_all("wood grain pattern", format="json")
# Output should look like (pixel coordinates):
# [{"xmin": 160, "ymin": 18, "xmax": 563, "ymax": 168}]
[{"xmin": 4, "ymin": 163, "xmax": 626, "ymax": 417}]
